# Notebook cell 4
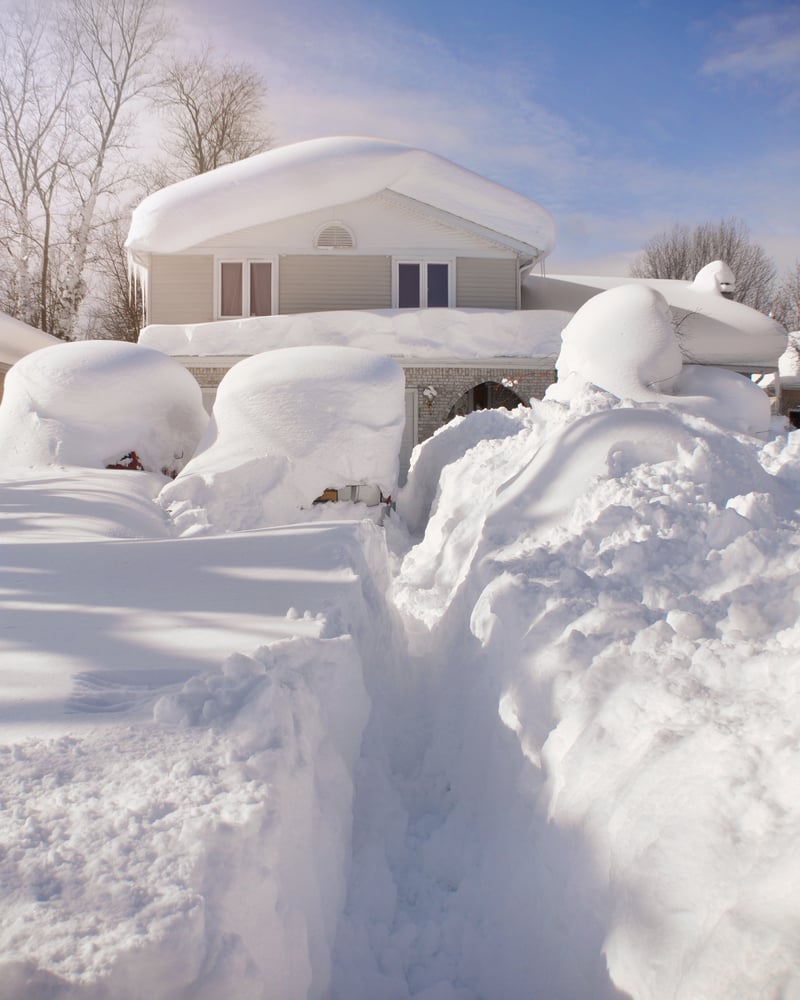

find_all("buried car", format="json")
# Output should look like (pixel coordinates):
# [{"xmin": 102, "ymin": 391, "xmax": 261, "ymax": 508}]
[
  {"xmin": 158, "ymin": 345, "xmax": 406, "ymax": 534},
  {"xmin": 0, "ymin": 339, "xmax": 208, "ymax": 475}
]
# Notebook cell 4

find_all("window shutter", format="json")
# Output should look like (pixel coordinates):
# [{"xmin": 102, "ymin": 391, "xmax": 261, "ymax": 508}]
[{"xmin": 315, "ymin": 223, "xmax": 355, "ymax": 249}]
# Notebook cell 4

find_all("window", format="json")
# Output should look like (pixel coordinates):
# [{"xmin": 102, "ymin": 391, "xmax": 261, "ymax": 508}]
[
  {"xmin": 219, "ymin": 260, "xmax": 272, "ymax": 317},
  {"xmin": 396, "ymin": 261, "xmax": 451, "ymax": 308},
  {"xmin": 220, "ymin": 262, "xmax": 243, "ymax": 317}
]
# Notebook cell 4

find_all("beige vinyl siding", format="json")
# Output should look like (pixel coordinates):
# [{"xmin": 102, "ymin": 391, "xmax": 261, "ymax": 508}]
[
  {"xmin": 149, "ymin": 254, "xmax": 214, "ymax": 324},
  {"xmin": 279, "ymin": 255, "xmax": 392, "ymax": 314},
  {"xmin": 455, "ymin": 257, "xmax": 518, "ymax": 309}
]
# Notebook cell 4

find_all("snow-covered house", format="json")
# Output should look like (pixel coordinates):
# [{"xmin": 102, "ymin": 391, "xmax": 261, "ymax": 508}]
[
  {"xmin": 126, "ymin": 137, "xmax": 788, "ymax": 476},
  {"xmin": 0, "ymin": 310, "xmax": 59, "ymax": 402},
  {"xmin": 126, "ymin": 137, "xmax": 565, "ymax": 473},
  {"xmin": 126, "ymin": 136, "xmax": 556, "ymax": 324}
]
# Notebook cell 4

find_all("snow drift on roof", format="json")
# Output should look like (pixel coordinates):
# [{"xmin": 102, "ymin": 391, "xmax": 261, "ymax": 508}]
[
  {"xmin": 139, "ymin": 308, "xmax": 568, "ymax": 362},
  {"xmin": 0, "ymin": 310, "xmax": 59, "ymax": 367},
  {"xmin": 125, "ymin": 136, "xmax": 557, "ymax": 259}
]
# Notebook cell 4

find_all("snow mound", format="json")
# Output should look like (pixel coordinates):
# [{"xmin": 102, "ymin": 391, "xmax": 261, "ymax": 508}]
[
  {"xmin": 160, "ymin": 346, "xmax": 406, "ymax": 533},
  {"xmin": 0, "ymin": 340, "xmax": 208, "ymax": 474},
  {"xmin": 550, "ymin": 284, "xmax": 770, "ymax": 436},
  {"xmin": 555, "ymin": 283, "xmax": 683, "ymax": 396},
  {"xmin": 126, "ymin": 136, "xmax": 556, "ymax": 260}
]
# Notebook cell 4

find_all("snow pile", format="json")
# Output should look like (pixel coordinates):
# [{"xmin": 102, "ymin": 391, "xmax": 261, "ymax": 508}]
[
  {"xmin": 126, "ymin": 136, "xmax": 556, "ymax": 260},
  {"xmin": 139, "ymin": 307, "xmax": 569, "ymax": 363},
  {"xmin": 0, "ymin": 505, "xmax": 391, "ymax": 1000},
  {"xmin": 160, "ymin": 346, "xmax": 406, "ymax": 533},
  {"xmin": 383, "ymin": 382, "xmax": 800, "ymax": 999},
  {"xmin": 555, "ymin": 283, "xmax": 683, "ymax": 396},
  {"xmin": 0, "ymin": 340, "xmax": 207, "ymax": 474},
  {"xmin": 551, "ymin": 284, "xmax": 771, "ymax": 436}
]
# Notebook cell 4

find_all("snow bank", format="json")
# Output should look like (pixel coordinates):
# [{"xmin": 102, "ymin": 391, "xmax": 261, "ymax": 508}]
[
  {"xmin": 0, "ymin": 310, "xmax": 59, "ymax": 367},
  {"xmin": 0, "ymin": 340, "xmax": 208, "ymax": 474},
  {"xmin": 384, "ymin": 381, "xmax": 800, "ymax": 999},
  {"xmin": 126, "ymin": 136, "xmax": 556, "ymax": 260},
  {"xmin": 551, "ymin": 284, "xmax": 771, "ymax": 436},
  {"xmin": 139, "ymin": 307, "xmax": 568, "ymax": 363},
  {"xmin": 160, "ymin": 346, "xmax": 406, "ymax": 533}
]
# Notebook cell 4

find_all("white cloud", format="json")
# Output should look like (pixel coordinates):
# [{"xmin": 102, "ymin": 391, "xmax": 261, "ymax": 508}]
[
  {"xmin": 701, "ymin": 8, "xmax": 800, "ymax": 91},
  {"xmin": 163, "ymin": 0, "xmax": 799, "ymax": 278}
]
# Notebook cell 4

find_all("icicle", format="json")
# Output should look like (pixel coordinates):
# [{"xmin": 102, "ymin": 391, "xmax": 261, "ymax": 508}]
[{"xmin": 127, "ymin": 250, "xmax": 149, "ymax": 331}]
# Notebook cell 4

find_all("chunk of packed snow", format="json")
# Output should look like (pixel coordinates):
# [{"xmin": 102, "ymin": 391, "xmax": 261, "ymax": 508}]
[
  {"xmin": 126, "ymin": 136, "xmax": 556, "ymax": 260},
  {"xmin": 0, "ymin": 340, "xmax": 208, "ymax": 474},
  {"xmin": 159, "ymin": 345, "xmax": 406, "ymax": 533},
  {"xmin": 139, "ymin": 307, "xmax": 569, "ymax": 362},
  {"xmin": 550, "ymin": 284, "xmax": 771, "ymax": 436}
]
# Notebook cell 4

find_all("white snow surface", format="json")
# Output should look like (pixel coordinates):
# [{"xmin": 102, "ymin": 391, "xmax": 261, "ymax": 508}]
[
  {"xmin": 0, "ymin": 340, "xmax": 208, "ymax": 474},
  {"xmin": 1, "ymin": 307, "xmax": 800, "ymax": 999},
  {"xmin": 126, "ymin": 136, "xmax": 556, "ymax": 259},
  {"xmin": 0, "ymin": 310, "xmax": 59, "ymax": 366},
  {"xmin": 139, "ymin": 307, "xmax": 569, "ymax": 362},
  {"xmin": 159, "ymin": 345, "xmax": 406, "ymax": 534}
]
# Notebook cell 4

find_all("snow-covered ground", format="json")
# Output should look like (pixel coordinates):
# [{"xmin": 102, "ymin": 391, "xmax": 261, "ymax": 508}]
[{"xmin": 1, "ymin": 290, "xmax": 799, "ymax": 999}]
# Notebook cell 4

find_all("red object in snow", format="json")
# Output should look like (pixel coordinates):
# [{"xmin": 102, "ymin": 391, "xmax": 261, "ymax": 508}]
[{"xmin": 106, "ymin": 451, "xmax": 144, "ymax": 471}]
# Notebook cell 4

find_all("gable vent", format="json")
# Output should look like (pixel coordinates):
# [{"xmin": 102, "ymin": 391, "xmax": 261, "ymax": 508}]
[{"xmin": 315, "ymin": 223, "xmax": 355, "ymax": 250}]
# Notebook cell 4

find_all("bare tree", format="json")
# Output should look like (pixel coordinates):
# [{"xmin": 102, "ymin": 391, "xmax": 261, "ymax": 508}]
[
  {"xmin": 58, "ymin": 0, "xmax": 167, "ymax": 337},
  {"xmin": 0, "ymin": 7, "xmax": 75, "ymax": 330},
  {"xmin": 81, "ymin": 209, "xmax": 143, "ymax": 341},
  {"xmin": 153, "ymin": 46, "xmax": 272, "ymax": 182},
  {"xmin": 0, "ymin": 0, "xmax": 166, "ymax": 338},
  {"xmin": 630, "ymin": 218, "xmax": 777, "ymax": 312},
  {"xmin": 773, "ymin": 259, "xmax": 800, "ymax": 332}
]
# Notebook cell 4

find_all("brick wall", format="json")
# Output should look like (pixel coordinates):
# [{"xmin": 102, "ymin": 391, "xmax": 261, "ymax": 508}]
[
  {"xmin": 402, "ymin": 365, "xmax": 556, "ymax": 441},
  {"xmin": 184, "ymin": 361, "xmax": 557, "ymax": 444}
]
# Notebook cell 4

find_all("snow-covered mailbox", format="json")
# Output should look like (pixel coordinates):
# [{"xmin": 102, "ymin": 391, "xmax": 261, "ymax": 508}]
[{"xmin": 126, "ymin": 136, "xmax": 565, "ymax": 478}]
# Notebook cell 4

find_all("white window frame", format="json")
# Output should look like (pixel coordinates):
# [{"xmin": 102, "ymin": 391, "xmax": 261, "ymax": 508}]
[
  {"xmin": 216, "ymin": 257, "xmax": 277, "ymax": 318},
  {"xmin": 392, "ymin": 258, "xmax": 455, "ymax": 308}
]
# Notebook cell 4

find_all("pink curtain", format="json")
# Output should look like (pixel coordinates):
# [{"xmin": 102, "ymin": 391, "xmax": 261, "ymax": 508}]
[
  {"xmin": 220, "ymin": 262, "xmax": 243, "ymax": 316},
  {"xmin": 249, "ymin": 262, "xmax": 272, "ymax": 316}
]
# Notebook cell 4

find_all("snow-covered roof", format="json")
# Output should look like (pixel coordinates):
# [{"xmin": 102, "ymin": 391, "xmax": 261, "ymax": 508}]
[
  {"xmin": 125, "ymin": 137, "xmax": 557, "ymax": 260},
  {"xmin": 525, "ymin": 269, "xmax": 787, "ymax": 369},
  {"xmin": 0, "ymin": 310, "xmax": 59, "ymax": 367}
]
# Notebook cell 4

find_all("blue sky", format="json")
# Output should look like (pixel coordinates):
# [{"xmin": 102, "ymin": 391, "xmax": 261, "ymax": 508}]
[{"xmin": 177, "ymin": 0, "xmax": 800, "ymax": 275}]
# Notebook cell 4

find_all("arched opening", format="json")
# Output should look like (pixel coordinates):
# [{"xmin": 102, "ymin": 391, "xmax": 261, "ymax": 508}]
[{"xmin": 446, "ymin": 380, "xmax": 526, "ymax": 422}]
